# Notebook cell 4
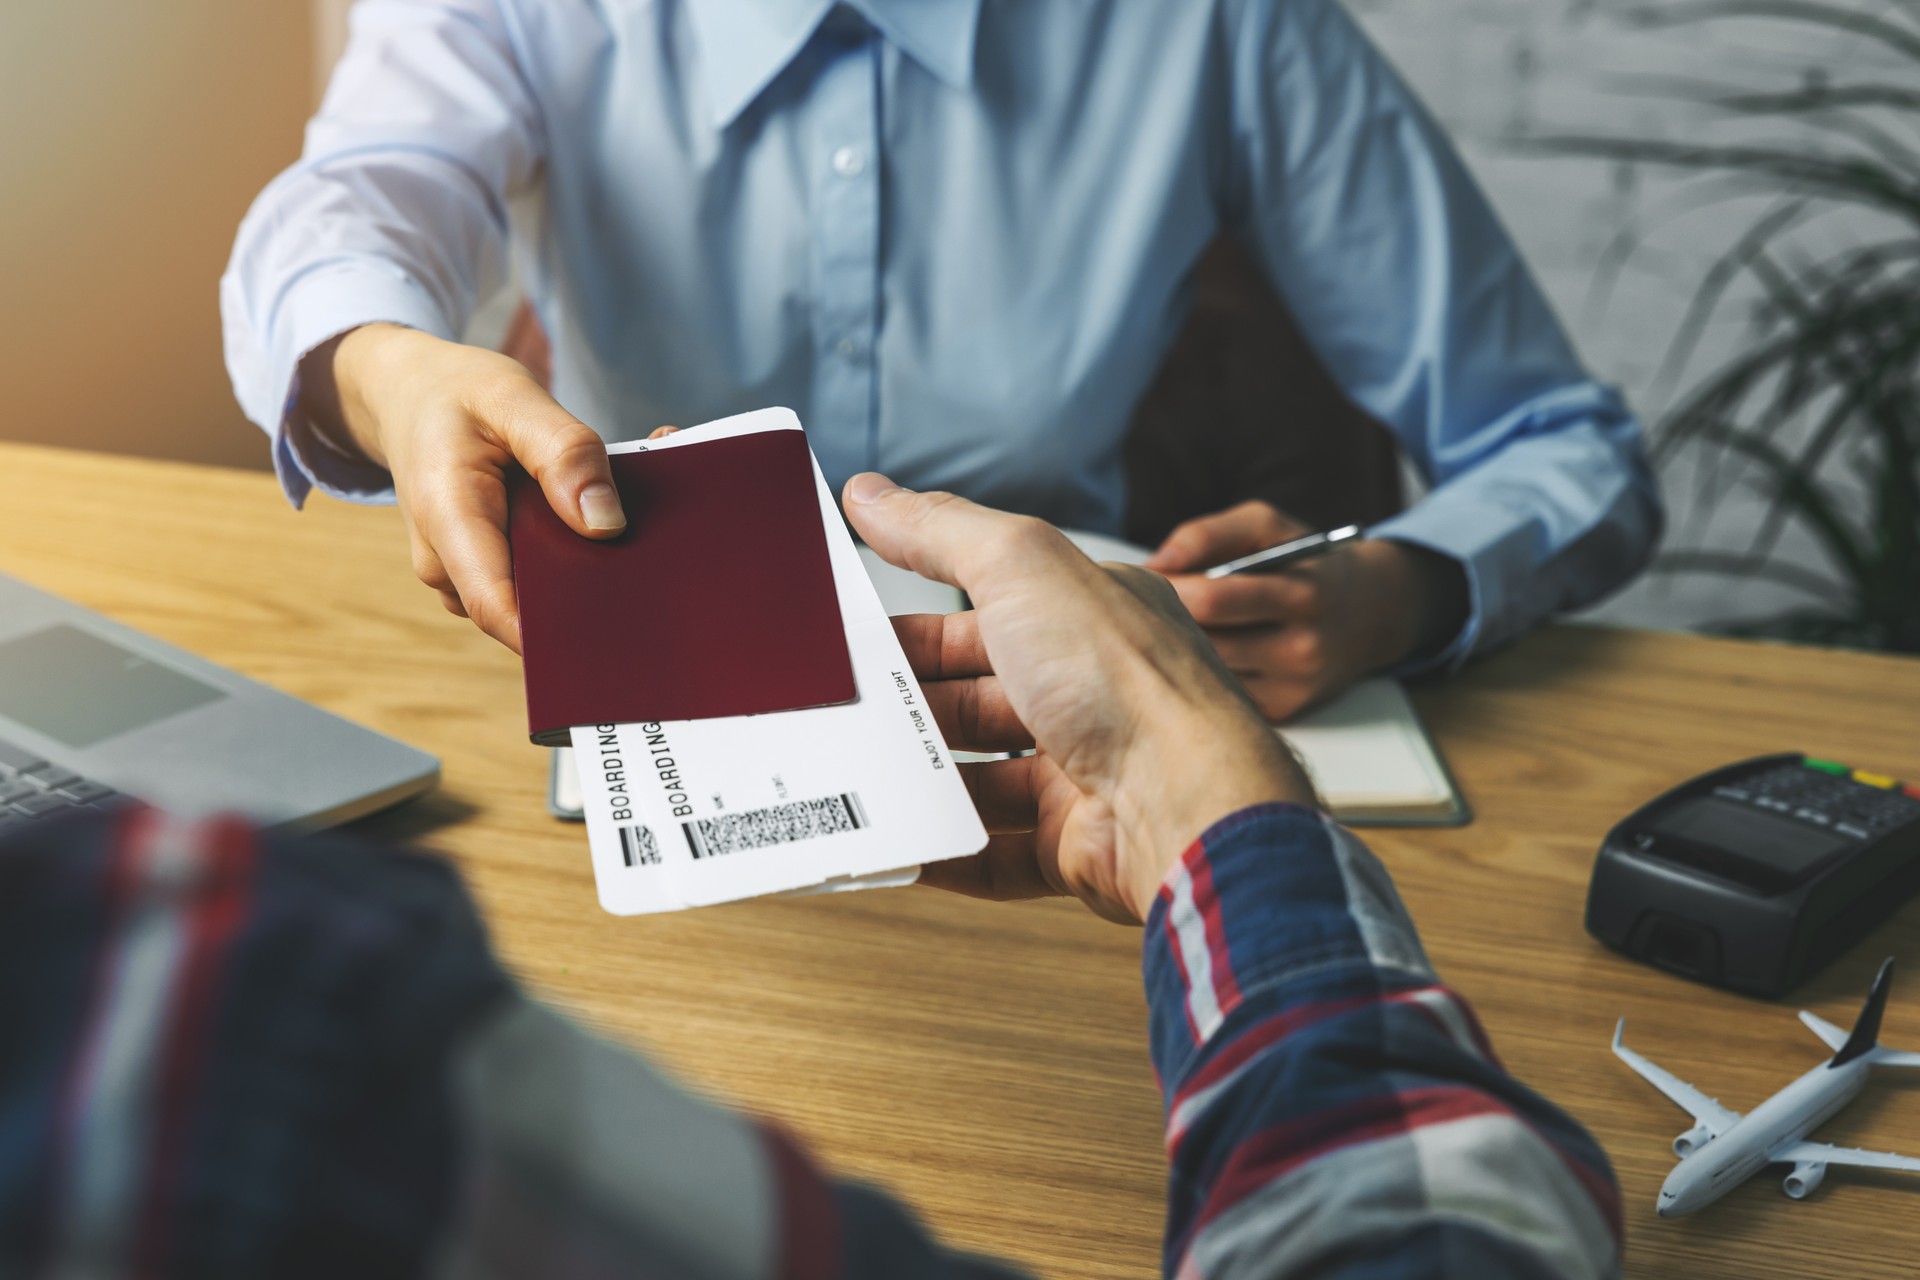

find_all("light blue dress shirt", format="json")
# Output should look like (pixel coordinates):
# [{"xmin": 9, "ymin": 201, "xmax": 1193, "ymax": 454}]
[{"xmin": 222, "ymin": 0, "xmax": 1661, "ymax": 668}]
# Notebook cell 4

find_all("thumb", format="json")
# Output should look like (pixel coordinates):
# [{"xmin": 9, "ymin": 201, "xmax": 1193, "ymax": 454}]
[
  {"xmin": 496, "ymin": 389, "xmax": 625, "ymax": 538},
  {"xmin": 1145, "ymin": 501, "xmax": 1303, "ymax": 572},
  {"xmin": 843, "ymin": 471, "xmax": 1077, "ymax": 605}
]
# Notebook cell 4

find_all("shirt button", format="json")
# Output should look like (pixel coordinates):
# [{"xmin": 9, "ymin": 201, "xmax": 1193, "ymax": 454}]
[
  {"xmin": 831, "ymin": 146, "xmax": 866, "ymax": 177},
  {"xmin": 836, "ymin": 336, "xmax": 861, "ymax": 359}
]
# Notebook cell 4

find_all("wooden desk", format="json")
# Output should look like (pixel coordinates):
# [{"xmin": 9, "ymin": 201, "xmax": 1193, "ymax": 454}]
[{"xmin": 3, "ymin": 441, "xmax": 1919, "ymax": 1277}]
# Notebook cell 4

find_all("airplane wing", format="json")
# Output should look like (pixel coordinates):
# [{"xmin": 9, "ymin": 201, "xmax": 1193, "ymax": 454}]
[
  {"xmin": 1612, "ymin": 1020, "xmax": 1741, "ymax": 1134},
  {"xmin": 1871, "ymin": 1050, "xmax": 1920, "ymax": 1069},
  {"xmin": 1799, "ymin": 1010, "xmax": 1849, "ymax": 1053},
  {"xmin": 1775, "ymin": 1141, "xmax": 1920, "ymax": 1173}
]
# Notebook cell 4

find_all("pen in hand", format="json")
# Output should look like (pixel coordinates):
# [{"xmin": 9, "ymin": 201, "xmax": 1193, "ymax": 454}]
[{"xmin": 1202, "ymin": 524, "xmax": 1365, "ymax": 579}]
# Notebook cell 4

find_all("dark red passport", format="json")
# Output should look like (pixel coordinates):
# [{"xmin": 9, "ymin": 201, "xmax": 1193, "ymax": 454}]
[{"xmin": 511, "ymin": 429, "xmax": 856, "ymax": 745}]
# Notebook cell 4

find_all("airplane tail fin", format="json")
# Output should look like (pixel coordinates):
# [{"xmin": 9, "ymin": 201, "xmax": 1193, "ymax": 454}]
[{"xmin": 1834, "ymin": 957, "xmax": 1896, "ymax": 1068}]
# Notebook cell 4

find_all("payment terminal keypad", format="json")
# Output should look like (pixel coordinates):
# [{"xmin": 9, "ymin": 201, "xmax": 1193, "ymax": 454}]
[{"xmin": 1712, "ymin": 759, "xmax": 1920, "ymax": 842}]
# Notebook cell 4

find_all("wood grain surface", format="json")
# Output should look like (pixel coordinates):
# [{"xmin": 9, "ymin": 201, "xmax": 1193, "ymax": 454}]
[{"xmin": 3, "ymin": 440, "xmax": 1919, "ymax": 1277}]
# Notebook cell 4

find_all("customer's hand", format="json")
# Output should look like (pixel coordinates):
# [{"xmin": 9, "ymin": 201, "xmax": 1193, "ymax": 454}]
[
  {"xmin": 845, "ymin": 474, "xmax": 1313, "ymax": 924},
  {"xmin": 297, "ymin": 323, "xmax": 625, "ymax": 653},
  {"xmin": 1143, "ymin": 500, "xmax": 1467, "ymax": 721}
]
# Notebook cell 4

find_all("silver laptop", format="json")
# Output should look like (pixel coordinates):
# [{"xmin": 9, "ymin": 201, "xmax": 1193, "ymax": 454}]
[{"xmin": 0, "ymin": 572, "xmax": 438, "ymax": 833}]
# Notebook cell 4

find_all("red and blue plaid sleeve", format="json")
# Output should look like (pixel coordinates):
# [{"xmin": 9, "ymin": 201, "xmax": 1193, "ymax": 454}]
[
  {"xmin": 1145, "ymin": 803, "xmax": 1622, "ymax": 1278},
  {"xmin": 2, "ymin": 803, "xmax": 1621, "ymax": 1280},
  {"xmin": 0, "ymin": 807, "xmax": 1029, "ymax": 1279},
  {"xmin": 0, "ymin": 806, "xmax": 511, "ymax": 1277}
]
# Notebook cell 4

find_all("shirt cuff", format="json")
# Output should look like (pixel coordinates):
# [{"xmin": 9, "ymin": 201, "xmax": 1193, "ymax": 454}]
[
  {"xmin": 1141, "ymin": 803, "xmax": 1433, "ymax": 1092},
  {"xmin": 1367, "ymin": 470, "xmax": 1543, "ymax": 679},
  {"xmin": 1370, "ymin": 462, "xmax": 1584, "ymax": 677},
  {"xmin": 261, "ymin": 263, "xmax": 456, "ymax": 509},
  {"xmin": 1370, "ymin": 480, "xmax": 1522, "ymax": 677},
  {"xmin": 1372, "ymin": 527, "xmax": 1483, "ymax": 679},
  {"xmin": 1366, "ymin": 383, "xmax": 1650, "ymax": 676}
]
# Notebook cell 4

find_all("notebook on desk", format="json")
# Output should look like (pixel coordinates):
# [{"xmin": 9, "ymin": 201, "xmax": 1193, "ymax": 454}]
[
  {"xmin": 860, "ymin": 533, "xmax": 1469, "ymax": 828},
  {"xmin": 1279, "ymin": 677, "xmax": 1467, "ymax": 826}
]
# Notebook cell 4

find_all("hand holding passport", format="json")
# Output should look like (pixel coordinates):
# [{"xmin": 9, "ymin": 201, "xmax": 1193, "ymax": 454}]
[
  {"xmin": 515, "ymin": 406, "xmax": 1310, "ymax": 920},
  {"xmin": 512, "ymin": 409, "xmax": 989, "ymax": 912}
]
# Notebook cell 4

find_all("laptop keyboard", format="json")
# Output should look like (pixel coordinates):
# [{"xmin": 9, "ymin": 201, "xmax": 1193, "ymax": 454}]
[{"xmin": 0, "ymin": 736, "xmax": 124, "ymax": 834}]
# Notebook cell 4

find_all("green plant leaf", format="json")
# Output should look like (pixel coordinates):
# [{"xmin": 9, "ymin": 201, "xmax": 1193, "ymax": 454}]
[
  {"xmin": 1680, "ymin": 418, "xmax": 1873, "ymax": 586},
  {"xmin": 1550, "ymin": 0, "xmax": 1920, "ymax": 655},
  {"xmin": 1704, "ymin": 84, "xmax": 1920, "ymax": 118},
  {"xmin": 1526, "ymin": 137, "xmax": 1920, "ymax": 224},
  {"xmin": 1733, "ymin": 254, "xmax": 1890, "ymax": 561},
  {"xmin": 1601, "ymin": 76, "xmax": 1920, "ymax": 120},
  {"xmin": 1647, "ymin": 199, "xmax": 1810, "ymax": 401},
  {"xmin": 1592, "ymin": 73, "xmax": 1920, "ymax": 170},
  {"xmin": 1623, "ymin": 1, "xmax": 1920, "ymax": 68}
]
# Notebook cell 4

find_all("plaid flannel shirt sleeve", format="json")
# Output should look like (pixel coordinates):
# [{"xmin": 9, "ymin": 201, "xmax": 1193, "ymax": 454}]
[
  {"xmin": 1147, "ymin": 804, "xmax": 1622, "ymax": 1277},
  {"xmin": 0, "ymin": 808, "xmax": 1021, "ymax": 1279},
  {"xmin": 0, "ymin": 803, "xmax": 1619, "ymax": 1279}
]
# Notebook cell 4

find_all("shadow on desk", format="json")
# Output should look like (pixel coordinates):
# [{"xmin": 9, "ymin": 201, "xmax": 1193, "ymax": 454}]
[{"xmin": 343, "ymin": 790, "xmax": 481, "ymax": 847}]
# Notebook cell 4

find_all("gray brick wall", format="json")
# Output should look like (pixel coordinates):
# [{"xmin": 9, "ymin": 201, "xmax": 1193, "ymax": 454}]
[{"xmin": 1348, "ymin": 0, "xmax": 1906, "ymax": 633}]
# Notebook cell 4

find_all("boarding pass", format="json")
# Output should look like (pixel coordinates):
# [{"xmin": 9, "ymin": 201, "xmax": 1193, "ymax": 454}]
[{"xmin": 570, "ymin": 408, "xmax": 988, "ymax": 913}]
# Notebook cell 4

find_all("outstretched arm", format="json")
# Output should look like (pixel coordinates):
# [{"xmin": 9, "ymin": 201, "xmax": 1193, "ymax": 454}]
[
  {"xmin": 848, "ymin": 477, "xmax": 1623, "ymax": 1277},
  {"xmin": 221, "ymin": 0, "xmax": 625, "ymax": 652}
]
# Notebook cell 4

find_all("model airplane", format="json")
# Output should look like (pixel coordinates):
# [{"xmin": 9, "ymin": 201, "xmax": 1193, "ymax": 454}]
[{"xmin": 1615, "ymin": 957, "xmax": 1920, "ymax": 1216}]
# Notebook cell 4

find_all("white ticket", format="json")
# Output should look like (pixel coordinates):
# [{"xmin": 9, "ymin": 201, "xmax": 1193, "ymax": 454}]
[{"xmin": 570, "ymin": 409, "xmax": 987, "ymax": 914}]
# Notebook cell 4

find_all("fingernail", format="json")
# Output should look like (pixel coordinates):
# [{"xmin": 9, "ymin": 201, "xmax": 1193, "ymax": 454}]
[
  {"xmin": 847, "ymin": 472, "xmax": 906, "ymax": 505},
  {"xmin": 579, "ymin": 482, "xmax": 625, "ymax": 531}
]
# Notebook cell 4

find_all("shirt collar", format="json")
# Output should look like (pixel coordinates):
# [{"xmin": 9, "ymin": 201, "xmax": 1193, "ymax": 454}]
[{"xmin": 687, "ymin": 0, "xmax": 982, "ymax": 130}]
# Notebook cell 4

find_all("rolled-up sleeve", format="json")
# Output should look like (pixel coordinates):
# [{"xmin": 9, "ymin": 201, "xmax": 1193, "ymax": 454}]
[
  {"xmin": 1225, "ymin": 0, "xmax": 1662, "ymax": 669},
  {"xmin": 220, "ymin": 0, "xmax": 544, "ymax": 508},
  {"xmin": 1147, "ymin": 804, "xmax": 1622, "ymax": 1277}
]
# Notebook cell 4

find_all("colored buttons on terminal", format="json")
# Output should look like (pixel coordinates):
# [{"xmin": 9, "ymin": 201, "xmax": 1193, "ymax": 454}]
[{"xmin": 1801, "ymin": 757, "xmax": 1917, "ymax": 801}]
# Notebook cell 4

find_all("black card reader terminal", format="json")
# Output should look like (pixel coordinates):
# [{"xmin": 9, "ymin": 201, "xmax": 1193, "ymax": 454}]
[{"xmin": 1587, "ymin": 753, "xmax": 1920, "ymax": 998}]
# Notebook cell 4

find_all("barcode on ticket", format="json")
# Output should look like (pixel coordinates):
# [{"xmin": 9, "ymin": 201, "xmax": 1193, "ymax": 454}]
[
  {"xmin": 618, "ymin": 824, "xmax": 662, "ymax": 867},
  {"xmin": 683, "ymin": 792, "xmax": 869, "ymax": 860}
]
